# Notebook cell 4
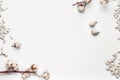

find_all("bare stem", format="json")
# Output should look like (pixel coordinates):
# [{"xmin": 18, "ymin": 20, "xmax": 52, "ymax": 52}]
[
  {"xmin": 0, "ymin": 70, "xmax": 35, "ymax": 74},
  {"xmin": 72, "ymin": 2, "xmax": 82, "ymax": 6},
  {"xmin": 0, "ymin": 70, "xmax": 45, "ymax": 79}
]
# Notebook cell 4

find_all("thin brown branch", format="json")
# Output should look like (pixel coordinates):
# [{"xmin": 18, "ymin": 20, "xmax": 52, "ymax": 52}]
[
  {"xmin": 72, "ymin": 2, "xmax": 81, "ymax": 6},
  {"xmin": 0, "ymin": 70, "xmax": 36, "ymax": 74}
]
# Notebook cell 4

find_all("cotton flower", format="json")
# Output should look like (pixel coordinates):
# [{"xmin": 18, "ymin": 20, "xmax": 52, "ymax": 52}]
[
  {"xmin": 22, "ymin": 73, "xmax": 31, "ymax": 79},
  {"xmin": 6, "ymin": 60, "xmax": 19, "ymax": 70},
  {"xmin": 21, "ymin": 68, "xmax": 31, "ymax": 79},
  {"xmin": 42, "ymin": 71, "xmax": 50, "ymax": 80},
  {"xmin": 73, "ymin": 0, "xmax": 92, "ymax": 13}
]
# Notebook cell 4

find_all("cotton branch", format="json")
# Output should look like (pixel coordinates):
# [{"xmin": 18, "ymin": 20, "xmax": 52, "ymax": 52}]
[{"xmin": 0, "ymin": 60, "xmax": 50, "ymax": 80}]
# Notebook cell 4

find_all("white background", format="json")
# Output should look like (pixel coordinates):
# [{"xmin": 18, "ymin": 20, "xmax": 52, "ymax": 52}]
[{"xmin": 0, "ymin": 0, "xmax": 119, "ymax": 80}]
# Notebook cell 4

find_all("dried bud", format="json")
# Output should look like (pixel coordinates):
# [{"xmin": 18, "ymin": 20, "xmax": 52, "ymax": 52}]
[
  {"xmin": 30, "ymin": 64, "xmax": 37, "ymax": 72},
  {"xmin": 42, "ymin": 71, "xmax": 50, "ymax": 80},
  {"xmin": 0, "ymin": 51, "xmax": 8, "ymax": 57},
  {"xmin": 105, "ymin": 61, "xmax": 111, "ymax": 66},
  {"xmin": 12, "ymin": 41, "xmax": 22, "ymax": 49},
  {"xmin": 85, "ymin": 0, "xmax": 92, "ymax": 4}
]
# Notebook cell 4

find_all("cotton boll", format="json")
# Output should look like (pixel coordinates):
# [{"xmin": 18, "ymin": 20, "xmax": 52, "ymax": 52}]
[
  {"xmin": 89, "ymin": 21, "xmax": 97, "ymax": 27},
  {"xmin": 42, "ymin": 71, "xmax": 50, "ymax": 80},
  {"xmin": 78, "ymin": 5, "xmax": 85, "ymax": 12},
  {"xmin": 91, "ymin": 30, "xmax": 100, "ymax": 36},
  {"xmin": 100, "ymin": 0, "xmax": 108, "ymax": 5}
]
